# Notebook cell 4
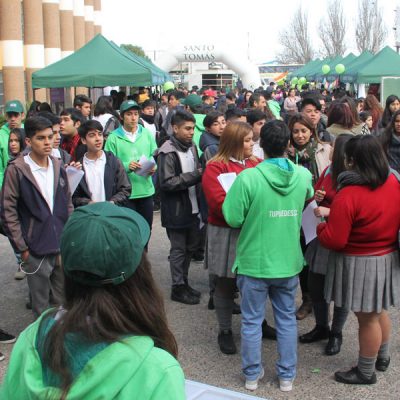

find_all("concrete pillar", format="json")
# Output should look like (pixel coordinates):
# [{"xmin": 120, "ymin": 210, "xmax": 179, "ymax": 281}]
[
  {"xmin": 73, "ymin": 0, "xmax": 85, "ymax": 50},
  {"xmin": 23, "ymin": 0, "xmax": 46, "ymax": 102},
  {"xmin": 60, "ymin": 0, "xmax": 75, "ymax": 58},
  {"xmin": 84, "ymin": 0, "xmax": 95, "ymax": 43},
  {"xmin": 93, "ymin": 0, "xmax": 102, "ymax": 35},
  {"xmin": 0, "ymin": 0, "xmax": 26, "ymax": 104},
  {"xmin": 43, "ymin": 0, "xmax": 61, "ymax": 66}
]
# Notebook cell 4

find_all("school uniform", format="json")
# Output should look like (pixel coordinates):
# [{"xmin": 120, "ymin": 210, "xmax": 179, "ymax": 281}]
[
  {"xmin": 72, "ymin": 151, "xmax": 131, "ymax": 207},
  {"xmin": 1, "ymin": 155, "xmax": 73, "ymax": 318}
]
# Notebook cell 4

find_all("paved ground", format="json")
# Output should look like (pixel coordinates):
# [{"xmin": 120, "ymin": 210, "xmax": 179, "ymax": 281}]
[{"xmin": 1, "ymin": 213, "xmax": 399, "ymax": 399}]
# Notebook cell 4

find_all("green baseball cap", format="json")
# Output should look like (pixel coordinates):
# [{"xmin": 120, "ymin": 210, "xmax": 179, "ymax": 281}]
[
  {"xmin": 119, "ymin": 100, "xmax": 140, "ymax": 114},
  {"xmin": 5, "ymin": 100, "xmax": 24, "ymax": 113},
  {"xmin": 61, "ymin": 202, "xmax": 150, "ymax": 287},
  {"xmin": 180, "ymin": 94, "xmax": 202, "ymax": 108}
]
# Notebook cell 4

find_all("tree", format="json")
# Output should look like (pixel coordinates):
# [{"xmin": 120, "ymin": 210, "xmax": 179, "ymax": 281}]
[
  {"xmin": 277, "ymin": 6, "xmax": 314, "ymax": 64},
  {"xmin": 120, "ymin": 44, "xmax": 151, "ymax": 61},
  {"xmin": 318, "ymin": 0, "xmax": 347, "ymax": 58},
  {"xmin": 355, "ymin": 0, "xmax": 387, "ymax": 54}
]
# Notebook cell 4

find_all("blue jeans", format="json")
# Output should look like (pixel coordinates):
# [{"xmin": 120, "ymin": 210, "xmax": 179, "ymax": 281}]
[{"xmin": 237, "ymin": 274, "xmax": 298, "ymax": 381}]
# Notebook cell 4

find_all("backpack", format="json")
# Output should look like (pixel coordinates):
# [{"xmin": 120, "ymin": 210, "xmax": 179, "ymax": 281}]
[{"xmin": 103, "ymin": 116, "xmax": 120, "ymax": 138}]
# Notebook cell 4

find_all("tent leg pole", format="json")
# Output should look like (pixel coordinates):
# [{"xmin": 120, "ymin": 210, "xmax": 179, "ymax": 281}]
[{"xmin": 33, "ymin": 89, "xmax": 36, "ymax": 101}]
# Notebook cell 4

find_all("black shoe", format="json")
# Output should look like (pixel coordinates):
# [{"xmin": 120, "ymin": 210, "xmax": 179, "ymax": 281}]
[
  {"xmin": 0, "ymin": 329, "xmax": 16, "ymax": 344},
  {"xmin": 171, "ymin": 285, "xmax": 200, "ymax": 305},
  {"xmin": 375, "ymin": 357, "xmax": 390, "ymax": 372},
  {"xmin": 335, "ymin": 366, "xmax": 377, "ymax": 385},
  {"xmin": 232, "ymin": 301, "xmax": 241, "ymax": 315},
  {"xmin": 218, "ymin": 329, "xmax": 237, "ymax": 354},
  {"xmin": 262, "ymin": 320, "xmax": 277, "ymax": 340},
  {"xmin": 184, "ymin": 281, "xmax": 201, "ymax": 298},
  {"xmin": 208, "ymin": 295, "xmax": 215, "ymax": 310},
  {"xmin": 299, "ymin": 325, "xmax": 329, "ymax": 343},
  {"xmin": 325, "ymin": 332, "xmax": 342, "ymax": 355}
]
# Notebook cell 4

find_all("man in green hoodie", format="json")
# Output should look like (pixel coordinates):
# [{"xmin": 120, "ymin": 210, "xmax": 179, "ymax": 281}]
[
  {"xmin": 0, "ymin": 100, "xmax": 25, "ymax": 188},
  {"xmin": 222, "ymin": 120, "xmax": 313, "ymax": 393}
]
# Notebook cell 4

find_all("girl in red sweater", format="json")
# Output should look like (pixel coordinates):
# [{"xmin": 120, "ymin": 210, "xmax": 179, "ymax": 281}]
[
  {"xmin": 202, "ymin": 121, "xmax": 260, "ymax": 354},
  {"xmin": 317, "ymin": 135, "xmax": 400, "ymax": 385}
]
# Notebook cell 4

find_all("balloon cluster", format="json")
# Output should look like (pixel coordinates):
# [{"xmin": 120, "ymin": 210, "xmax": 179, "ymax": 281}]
[{"xmin": 321, "ymin": 64, "xmax": 345, "ymax": 75}]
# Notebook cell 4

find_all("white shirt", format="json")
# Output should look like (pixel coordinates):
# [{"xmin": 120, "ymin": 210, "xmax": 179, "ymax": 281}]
[
  {"xmin": 252, "ymin": 141, "xmax": 265, "ymax": 160},
  {"xmin": 83, "ymin": 151, "xmax": 106, "ymax": 202},
  {"xmin": 51, "ymin": 148, "xmax": 61, "ymax": 159},
  {"xmin": 177, "ymin": 150, "xmax": 199, "ymax": 214},
  {"xmin": 122, "ymin": 126, "xmax": 138, "ymax": 143},
  {"xmin": 24, "ymin": 154, "xmax": 54, "ymax": 212},
  {"xmin": 93, "ymin": 113, "xmax": 114, "ymax": 129}
]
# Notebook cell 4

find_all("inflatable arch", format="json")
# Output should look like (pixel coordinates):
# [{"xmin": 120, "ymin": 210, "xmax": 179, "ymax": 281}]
[{"xmin": 155, "ymin": 43, "xmax": 261, "ymax": 90}]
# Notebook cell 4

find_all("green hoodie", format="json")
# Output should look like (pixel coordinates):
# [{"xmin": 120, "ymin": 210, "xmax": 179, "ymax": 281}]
[
  {"xmin": 192, "ymin": 114, "xmax": 206, "ymax": 157},
  {"xmin": 104, "ymin": 125, "xmax": 157, "ymax": 199},
  {"xmin": 0, "ymin": 122, "xmax": 24, "ymax": 188},
  {"xmin": 222, "ymin": 159, "xmax": 313, "ymax": 278},
  {"xmin": 0, "ymin": 314, "xmax": 185, "ymax": 400}
]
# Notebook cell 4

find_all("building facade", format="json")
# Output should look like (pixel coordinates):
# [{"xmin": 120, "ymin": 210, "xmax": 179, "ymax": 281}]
[{"xmin": 0, "ymin": 0, "xmax": 102, "ymax": 112}]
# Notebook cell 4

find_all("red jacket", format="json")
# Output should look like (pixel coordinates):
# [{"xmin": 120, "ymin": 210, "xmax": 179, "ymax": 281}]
[
  {"xmin": 317, "ymin": 174, "xmax": 400, "ymax": 256},
  {"xmin": 314, "ymin": 166, "xmax": 335, "ymax": 208},
  {"xmin": 202, "ymin": 158, "xmax": 261, "ymax": 227}
]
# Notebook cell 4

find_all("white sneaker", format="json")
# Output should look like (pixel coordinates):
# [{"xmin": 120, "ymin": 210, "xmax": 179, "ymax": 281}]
[
  {"xmin": 279, "ymin": 378, "xmax": 294, "ymax": 392},
  {"xmin": 245, "ymin": 368, "xmax": 264, "ymax": 391}
]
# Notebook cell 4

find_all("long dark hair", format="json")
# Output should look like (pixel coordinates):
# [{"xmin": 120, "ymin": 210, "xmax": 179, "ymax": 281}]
[
  {"xmin": 345, "ymin": 135, "xmax": 389, "ymax": 189},
  {"xmin": 327, "ymin": 101, "xmax": 356, "ymax": 128},
  {"xmin": 381, "ymin": 95, "xmax": 400, "ymax": 129},
  {"xmin": 93, "ymin": 95, "xmax": 120, "ymax": 119},
  {"xmin": 288, "ymin": 113, "xmax": 319, "ymax": 148},
  {"xmin": 331, "ymin": 134, "xmax": 353, "ymax": 189},
  {"xmin": 381, "ymin": 109, "xmax": 400, "ymax": 153},
  {"xmin": 38, "ymin": 253, "xmax": 177, "ymax": 399},
  {"xmin": 8, "ymin": 128, "xmax": 26, "ymax": 156}
]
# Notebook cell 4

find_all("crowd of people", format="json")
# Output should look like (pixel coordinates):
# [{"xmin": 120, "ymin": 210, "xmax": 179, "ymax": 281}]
[{"xmin": 0, "ymin": 82, "xmax": 400, "ymax": 397}]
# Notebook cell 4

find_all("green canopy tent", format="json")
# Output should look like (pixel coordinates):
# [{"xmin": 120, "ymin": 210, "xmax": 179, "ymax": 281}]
[
  {"xmin": 356, "ymin": 46, "xmax": 400, "ymax": 84},
  {"xmin": 287, "ymin": 59, "xmax": 320, "ymax": 80},
  {"xmin": 309, "ymin": 55, "xmax": 344, "ymax": 82},
  {"xmin": 32, "ymin": 34, "xmax": 168, "ymax": 88},
  {"xmin": 305, "ymin": 57, "xmax": 335, "ymax": 81},
  {"xmin": 340, "ymin": 51, "xmax": 374, "ymax": 83},
  {"xmin": 322, "ymin": 53, "xmax": 357, "ymax": 82}
]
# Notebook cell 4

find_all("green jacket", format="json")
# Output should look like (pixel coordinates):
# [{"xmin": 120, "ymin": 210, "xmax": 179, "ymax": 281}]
[
  {"xmin": 192, "ymin": 114, "xmax": 206, "ymax": 157},
  {"xmin": 0, "ymin": 314, "xmax": 185, "ymax": 400},
  {"xmin": 0, "ymin": 123, "xmax": 12, "ymax": 188},
  {"xmin": 222, "ymin": 158, "xmax": 313, "ymax": 278},
  {"xmin": 268, "ymin": 100, "xmax": 281, "ymax": 119},
  {"xmin": 104, "ymin": 125, "xmax": 157, "ymax": 199}
]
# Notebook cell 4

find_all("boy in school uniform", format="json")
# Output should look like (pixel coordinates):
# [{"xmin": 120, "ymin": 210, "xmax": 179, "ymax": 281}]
[
  {"xmin": 1, "ymin": 116, "xmax": 73, "ymax": 319},
  {"xmin": 72, "ymin": 120, "xmax": 131, "ymax": 207},
  {"xmin": 157, "ymin": 110, "xmax": 203, "ymax": 305}
]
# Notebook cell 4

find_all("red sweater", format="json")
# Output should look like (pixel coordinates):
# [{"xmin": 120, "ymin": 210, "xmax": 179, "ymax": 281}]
[
  {"xmin": 317, "ymin": 175, "xmax": 400, "ymax": 255},
  {"xmin": 314, "ymin": 166, "xmax": 335, "ymax": 208},
  {"xmin": 202, "ymin": 158, "xmax": 261, "ymax": 227}
]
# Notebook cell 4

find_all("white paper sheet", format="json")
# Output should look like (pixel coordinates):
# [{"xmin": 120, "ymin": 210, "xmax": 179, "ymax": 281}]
[
  {"xmin": 66, "ymin": 166, "xmax": 84, "ymax": 193},
  {"xmin": 301, "ymin": 200, "xmax": 320, "ymax": 245},
  {"xmin": 135, "ymin": 155, "xmax": 156, "ymax": 177},
  {"xmin": 217, "ymin": 173, "xmax": 237, "ymax": 193}
]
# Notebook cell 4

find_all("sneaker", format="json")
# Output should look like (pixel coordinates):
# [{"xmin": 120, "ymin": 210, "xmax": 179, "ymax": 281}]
[
  {"xmin": 217, "ymin": 329, "xmax": 237, "ymax": 355},
  {"xmin": 245, "ymin": 368, "xmax": 264, "ymax": 391},
  {"xmin": 0, "ymin": 352, "xmax": 5, "ymax": 362},
  {"xmin": 279, "ymin": 378, "xmax": 294, "ymax": 392},
  {"xmin": 0, "ymin": 329, "xmax": 16, "ymax": 344},
  {"xmin": 14, "ymin": 269, "xmax": 25, "ymax": 280},
  {"xmin": 171, "ymin": 285, "xmax": 200, "ymax": 305}
]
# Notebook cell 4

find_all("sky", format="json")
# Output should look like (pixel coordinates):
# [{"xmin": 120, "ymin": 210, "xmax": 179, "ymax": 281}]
[{"xmin": 102, "ymin": 0, "xmax": 399, "ymax": 64}]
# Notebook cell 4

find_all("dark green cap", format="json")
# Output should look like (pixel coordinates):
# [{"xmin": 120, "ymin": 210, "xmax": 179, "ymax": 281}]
[
  {"xmin": 61, "ymin": 202, "xmax": 150, "ymax": 287},
  {"xmin": 5, "ymin": 100, "xmax": 24, "ymax": 113},
  {"xmin": 180, "ymin": 94, "xmax": 202, "ymax": 108},
  {"xmin": 119, "ymin": 100, "xmax": 140, "ymax": 114}
]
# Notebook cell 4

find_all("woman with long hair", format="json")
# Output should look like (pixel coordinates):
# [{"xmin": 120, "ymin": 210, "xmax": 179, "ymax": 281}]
[
  {"xmin": 93, "ymin": 95, "xmax": 120, "ymax": 139},
  {"xmin": 288, "ymin": 113, "xmax": 331, "ymax": 320},
  {"xmin": 379, "ymin": 94, "xmax": 400, "ymax": 131},
  {"xmin": 202, "ymin": 121, "xmax": 261, "ymax": 354},
  {"xmin": 0, "ymin": 203, "xmax": 184, "ymax": 399},
  {"xmin": 300, "ymin": 135, "xmax": 352, "ymax": 355},
  {"xmin": 318, "ymin": 135, "xmax": 400, "ymax": 384},
  {"xmin": 363, "ymin": 94, "xmax": 383, "ymax": 133},
  {"xmin": 380, "ymin": 109, "xmax": 400, "ymax": 172}
]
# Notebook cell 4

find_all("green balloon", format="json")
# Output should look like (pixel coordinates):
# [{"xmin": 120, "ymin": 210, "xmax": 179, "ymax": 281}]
[
  {"xmin": 163, "ymin": 81, "xmax": 175, "ymax": 92},
  {"xmin": 299, "ymin": 77, "xmax": 307, "ymax": 85},
  {"xmin": 297, "ymin": 84, "xmax": 303, "ymax": 91},
  {"xmin": 335, "ymin": 64, "xmax": 345, "ymax": 74},
  {"xmin": 291, "ymin": 77, "xmax": 298, "ymax": 85},
  {"xmin": 322, "ymin": 64, "xmax": 330, "ymax": 74}
]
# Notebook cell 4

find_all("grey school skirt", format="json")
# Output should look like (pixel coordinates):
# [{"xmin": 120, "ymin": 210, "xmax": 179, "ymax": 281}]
[
  {"xmin": 304, "ymin": 238, "xmax": 331, "ymax": 275},
  {"xmin": 204, "ymin": 224, "xmax": 240, "ymax": 278},
  {"xmin": 324, "ymin": 250, "xmax": 400, "ymax": 313}
]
